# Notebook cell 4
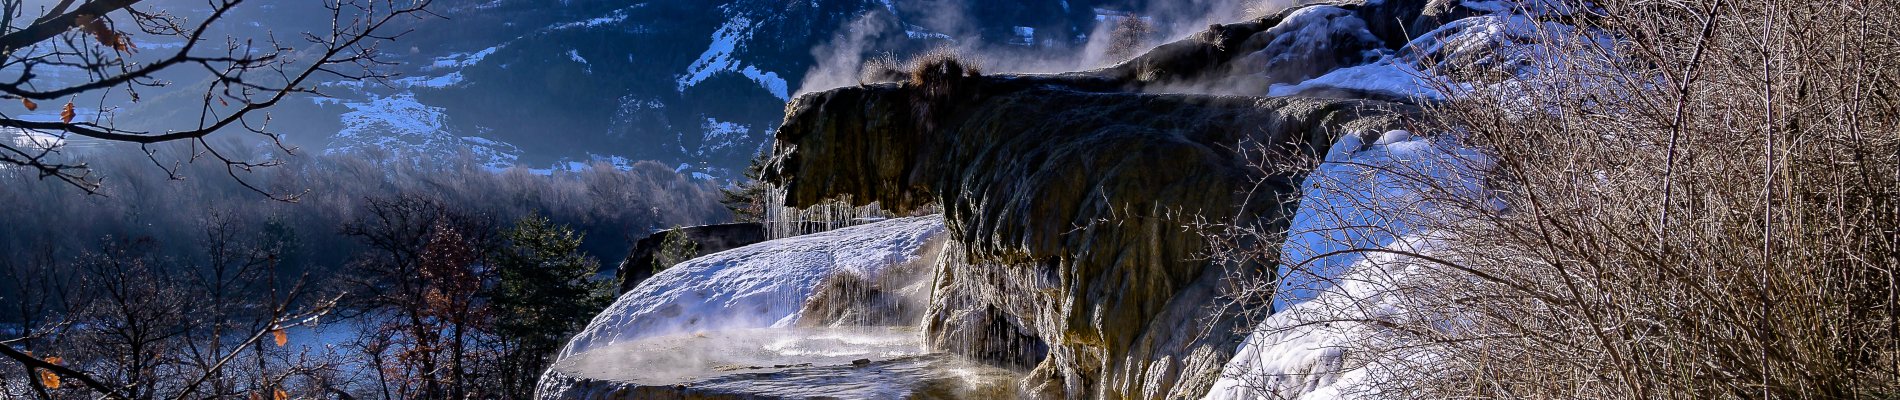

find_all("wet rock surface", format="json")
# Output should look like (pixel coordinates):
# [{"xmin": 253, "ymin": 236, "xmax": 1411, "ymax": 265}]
[{"xmin": 762, "ymin": 2, "xmax": 1454, "ymax": 398}]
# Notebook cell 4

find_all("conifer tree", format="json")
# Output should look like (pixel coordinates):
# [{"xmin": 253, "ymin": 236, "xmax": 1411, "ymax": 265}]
[{"xmin": 490, "ymin": 216, "xmax": 613, "ymax": 397}]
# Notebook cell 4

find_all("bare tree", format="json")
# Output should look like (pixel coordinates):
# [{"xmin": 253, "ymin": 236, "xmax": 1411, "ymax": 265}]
[
  {"xmin": 0, "ymin": 227, "xmax": 339, "ymax": 400},
  {"xmin": 0, "ymin": 0, "xmax": 434, "ymax": 198},
  {"xmin": 340, "ymin": 195, "xmax": 499, "ymax": 399},
  {"xmin": 1104, "ymin": 14, "xmax": 1154, "ymax": 64}
]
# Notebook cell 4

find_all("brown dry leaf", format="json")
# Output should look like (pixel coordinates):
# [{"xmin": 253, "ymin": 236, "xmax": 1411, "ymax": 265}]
[
  {"xmin": 36, "ymin": 355, "xmax": 62, "ymax": 388},
  {"xmin": 274, "ymin": 388, "xmax": 288, "ymax": 400},
  {"xmin": 60, "ymin": 102, "xmax": 74, "ymax": 124},
  {"xmin": 74, "ymin": 14, "xmax": 131, "ymax": 53},
  {"xmin": 22, "ymin": 98, "xmax": 37, "ymax": 111},
  {"xmin": 272, "ymin": 328, "xmax": 288, "ymax": 347}
]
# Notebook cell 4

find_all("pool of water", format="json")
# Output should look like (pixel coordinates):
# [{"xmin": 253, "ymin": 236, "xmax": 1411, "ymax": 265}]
[{"xmin": 541, "ymin": 327, "xmax": 1020, "ymax": 399}]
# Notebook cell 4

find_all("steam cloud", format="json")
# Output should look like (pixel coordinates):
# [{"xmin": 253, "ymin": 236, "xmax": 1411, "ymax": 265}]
[{"xmin": 796, "ymin": 0, "xmax": 1314, "ymax": 95}]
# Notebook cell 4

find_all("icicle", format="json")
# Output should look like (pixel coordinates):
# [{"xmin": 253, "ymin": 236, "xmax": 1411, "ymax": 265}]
[{"xmin": 763, "ymin": 184, "xmax": 896, "ymax": 240}]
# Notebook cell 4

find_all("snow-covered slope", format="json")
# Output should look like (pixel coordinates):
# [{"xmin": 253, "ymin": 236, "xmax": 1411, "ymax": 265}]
[
  {"xmin": 1200, "ymin": 233, "xmax": 1459, "ymax": 400},
  {"xmin": 555, "ymin": 216, "xmax": 946, "ymax": 358},
  {"xmin": 1201, "ymin": 128, "xmax": 1491, "ymax": 400},
  {"xmin": 1274, "ymin": 129, "xmax": 1492, "ymax": 306}
]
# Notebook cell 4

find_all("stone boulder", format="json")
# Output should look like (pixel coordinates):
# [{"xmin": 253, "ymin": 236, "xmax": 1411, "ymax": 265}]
[{"xmin": 616, "ymin": 223, "xmax": 767, "ymax": 294}]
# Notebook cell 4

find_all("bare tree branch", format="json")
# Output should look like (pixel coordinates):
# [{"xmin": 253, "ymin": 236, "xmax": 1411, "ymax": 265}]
[{"xmin": 0, "ymin": 0, "xmax": 435, "ymax": 198}]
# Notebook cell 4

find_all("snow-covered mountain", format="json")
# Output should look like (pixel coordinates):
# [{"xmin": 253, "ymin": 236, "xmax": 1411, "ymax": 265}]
[{"xmin": 179, "ymin": 0, "xmax": 1203, "ymax": 178}]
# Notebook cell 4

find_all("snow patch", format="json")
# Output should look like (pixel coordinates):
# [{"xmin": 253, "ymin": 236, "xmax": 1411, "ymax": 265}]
[
  {"xmin": 1276, "ymin": 130, "xmax": 1493, "ymax": 306},
  {"xmin": 697, "ymin": 118, "xmax": 751, "ymax": 156},
  {"xmin": 677, "ymin": 17, "xmax": 754, "ymax": 91},
  {"xmin": 905, "ymin": 23, "xmax": 952, "ymax": 40},
  {"xmin": 567, "ymin": 49, "xmax": 592, "ymax": 74},
  {"xmin": 556, "ymin": 217, "xmax": 948, "ymax": 358},
  {"xmin": 324, "ymin": 93, "xmax": 522, "ymax": 170},
  {"xmin": 332, "ymin": 93, "xmax": 446, "ymax": 141},
  {"xmin": 740, "ymin": 66, "xmax": 790, "ymax": 100},
  {"xmin": 1235, "ymin": 6, "xmax": 1388, "ymax": 85},
  {"xmin": 393, "ymin": 72, "xmax": 467, "ymax": 88},
  {"xmin": 1203, "ymin": 234, "xmax": 1457, "ymax": 400},
  {"xmin": 547, "ymin": 7, "xmax": 634, "ymax": 31},
  {"xmin": 1270, "ymin": 14, "xmax": 1611, "ymax": 100},
  {"xmin": 675, "ymin": 16, "xmax": 790, "ymax": 100},
  {"xmin": 429, "ymin": 47, "xmax": 498, "ymax": 70}
]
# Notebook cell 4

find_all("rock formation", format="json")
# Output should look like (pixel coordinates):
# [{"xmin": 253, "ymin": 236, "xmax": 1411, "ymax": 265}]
[{"xmin": 760, "ymin": 1, "xmax": 1502, "ymax": 398}]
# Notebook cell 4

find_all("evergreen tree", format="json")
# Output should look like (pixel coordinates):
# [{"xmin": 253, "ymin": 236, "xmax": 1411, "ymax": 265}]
[
  {"xmin": 651, "ymin": 228, "xmax": 701, "ymax": 275},
  {"xmin": 721, "ymin": 153, "xmax": 772, "ymax": 223},
  {"xmin": 490, "ymin": 216, "xmax": 613, "ymax": 397}
]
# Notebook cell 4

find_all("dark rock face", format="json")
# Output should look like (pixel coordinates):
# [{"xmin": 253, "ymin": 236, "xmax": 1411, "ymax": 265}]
[
  {"xmin": 616, "ymin": 223, "xmax": 767, "ymax": 294},
  {"xmin": 765, "ymin": 1, "xmax": 1446, "ymax": 398},
  {"xmin": 772, "ymin": 81, "xmax": 1412, "ymax": 398}
]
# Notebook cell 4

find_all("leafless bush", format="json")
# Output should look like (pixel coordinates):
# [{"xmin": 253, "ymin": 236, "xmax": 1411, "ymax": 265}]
[
  {"xmin": 1104, "ymin": 14, "xmax": 1157, "ymax": 63},
  {"xmin": 1215, "ymin": 0, "xmax": 1900, "ymax": 398},
  {"xmin": 1429, "ymin": 0, "xmax": 1897, "ymax": 397}
]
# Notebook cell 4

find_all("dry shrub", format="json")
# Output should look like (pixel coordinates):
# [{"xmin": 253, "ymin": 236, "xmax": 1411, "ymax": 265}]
[
  {"xmin": 858, "ymin": 53, "xmax": 909, "ymax": 84},
  {"xmin": 1366, "ymin": 0, "xmax": 1900, "ymax": 398},
  {"xmin": 1215, "ymin": 0, "xmax": 1900, "ymax": 399},
  {"xmin": 904, "ymin": 48, "xmax": 984, "ymax": 136},
  {"xmin": 905, "ymin": 48, "xmax": 983, "ymax": 89}
]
